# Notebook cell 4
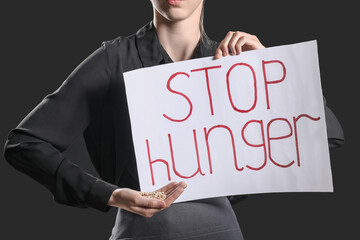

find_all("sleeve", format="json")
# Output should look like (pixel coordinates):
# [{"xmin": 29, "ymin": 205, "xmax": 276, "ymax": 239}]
[
  {"xmin": 3, "ymin": 42, "xmax": 119, "ymax": 213},
  {"xmin": 323, "ymin": 96, "xmax": 345, "ymax": 149}
]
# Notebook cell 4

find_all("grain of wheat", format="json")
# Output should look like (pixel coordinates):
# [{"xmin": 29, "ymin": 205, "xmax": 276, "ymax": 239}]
[{"xmin": 139, "ymin": 191, "xmax": 167, "ymax": 200}]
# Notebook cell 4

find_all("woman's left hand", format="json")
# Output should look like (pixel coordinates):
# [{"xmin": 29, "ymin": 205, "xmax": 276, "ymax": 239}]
[{"xmin": 215, "ymin": 31, "xmax": 265, "ymax": 59}]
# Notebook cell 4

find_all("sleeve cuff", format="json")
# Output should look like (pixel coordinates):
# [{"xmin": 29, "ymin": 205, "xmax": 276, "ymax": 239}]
[{"xmin": 86, "ymin": 178, "xmax": 119, "ymax": 213}]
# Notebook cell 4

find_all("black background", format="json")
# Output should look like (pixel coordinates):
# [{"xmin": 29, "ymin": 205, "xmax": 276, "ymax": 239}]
[{"xmin": 1, "ymin": 1, "xmax": 358, "ymax": 239}]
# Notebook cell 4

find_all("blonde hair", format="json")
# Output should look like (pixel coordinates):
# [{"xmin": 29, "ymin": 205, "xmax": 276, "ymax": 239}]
[
  {"xmin": 199, "ymin": 0, "xmax": 211, "ymax": 45},
  {"xmin": 199, "ymin": 1, "xmax": 205, "ymax": 37}
]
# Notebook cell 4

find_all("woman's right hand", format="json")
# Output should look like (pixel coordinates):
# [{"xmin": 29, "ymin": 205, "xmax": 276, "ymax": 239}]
[{"xmin": 107, "ymin": 181, "xmax": 187, "ymax": 218}]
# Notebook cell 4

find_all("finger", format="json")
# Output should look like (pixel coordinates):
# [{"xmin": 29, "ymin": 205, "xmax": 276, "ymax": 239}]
[
  {"xmin": 228, "ymin": 32, "xmax": 243, "ymax": 55},
  {"xmin": 234, "ymin": 36, "xmax": 247, "ymax": 55},
  {"xmin": 235, "ymin": 31, "xmax": 258, "ymax": 41},
  {"xmin": 164, "ymin": 184, "xmax": 179, "ymax": 199},
  {"xmin": 165, "ymin": 185, "xmax": 185, "ymax": 205},
  {"xmin": 226, "ymin": 31, "xmax": 254, "ymax": 55},
  {"xmin": 178, "ymin": 181, "xmax": 187, "ymax": 189},
  {"xmin": 164, "ymin": 183, "xmax": 186, "ymax": 207},
  {"xmin": 156, "ymin": 181, "xmax": 178, "ymax": 193},
  {"xmin": 214, "ymin": 48, "xmax": 223, "ymax": 60},
  {"xmin": 165, "ymin": 181, "xmax": 187, "ymax": 198},
  {"xmin": 220, "ymin": 31, "xmax": 235, "ymax": 56},
  {"xmin": 237, "ymin": 35, "xmax": 265, "ymax": 53},
  {"xmin": 135, "ymin": 196, "xmax": 166, "ymax": 209}
]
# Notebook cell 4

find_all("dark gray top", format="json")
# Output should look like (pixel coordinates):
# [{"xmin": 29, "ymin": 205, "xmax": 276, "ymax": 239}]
[{"xmin": 3, "ymin": 20, "xmax": 344, "ymax": 240}]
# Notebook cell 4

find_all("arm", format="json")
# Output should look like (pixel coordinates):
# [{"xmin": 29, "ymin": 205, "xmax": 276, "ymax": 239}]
[
  {"xmin": 3, "ymin": 41, "xmax": 188, "ymax": 215},
  {"xmin": 3, "ymin": 42, "xmax": 119, "ymax": 212}
]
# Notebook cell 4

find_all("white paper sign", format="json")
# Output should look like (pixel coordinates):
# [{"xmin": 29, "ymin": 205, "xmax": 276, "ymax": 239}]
[{"xmin": 123, "ymin": 40, "xmax": 332, "ymax": 203}]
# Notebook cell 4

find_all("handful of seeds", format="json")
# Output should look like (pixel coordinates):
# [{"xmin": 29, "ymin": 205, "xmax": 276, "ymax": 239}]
[{"xmin": 139, "ymin": 191, "xmax": 167, "ymax": 200}]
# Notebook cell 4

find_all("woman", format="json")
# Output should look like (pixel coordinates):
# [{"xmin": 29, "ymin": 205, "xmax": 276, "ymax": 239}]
[{"xmin": 3, "ymin": 0, "xmax": 344, "ymax": 239}]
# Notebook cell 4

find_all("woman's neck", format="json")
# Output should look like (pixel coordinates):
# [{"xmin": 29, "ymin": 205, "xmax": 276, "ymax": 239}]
[{"xmin": 153, "ymin": 9, "xmax": 201, "ymax": 62}]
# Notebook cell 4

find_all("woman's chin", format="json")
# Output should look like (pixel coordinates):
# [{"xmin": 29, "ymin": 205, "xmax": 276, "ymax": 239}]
[{"xmin": 162, "ymin": 8, "xmax": 192, "ymax": 22}]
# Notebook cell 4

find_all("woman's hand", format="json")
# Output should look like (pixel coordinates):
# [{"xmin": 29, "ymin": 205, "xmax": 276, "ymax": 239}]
[
  {"xmin": 215, "ymin": 31, "xmax": 265, "ymax": 59},
  {"xmin": 107, "ymin": 181, "xmax": 187, "ymax": 218}
]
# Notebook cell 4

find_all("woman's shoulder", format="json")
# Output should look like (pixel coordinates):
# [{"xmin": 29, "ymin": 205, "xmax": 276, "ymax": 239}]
[
  {"xmin": 97, "ymin": 32, "xmax": 148, "ymax": 74},
  {"xmin": 99, "ymin": 34, "xmax": 139, "ymax": 67},
  {"xmin": 101, "ymin": 34, "xmax": 135, "ymax": 53}
]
